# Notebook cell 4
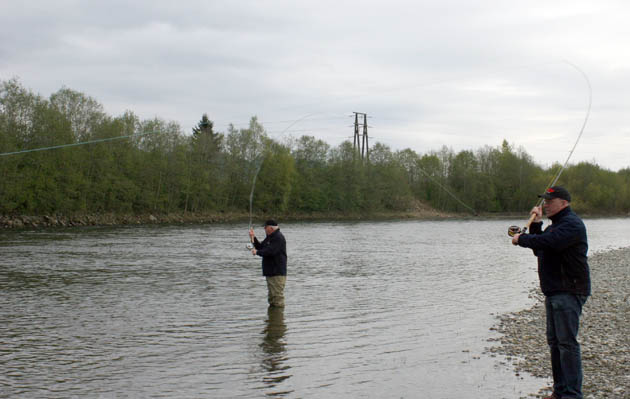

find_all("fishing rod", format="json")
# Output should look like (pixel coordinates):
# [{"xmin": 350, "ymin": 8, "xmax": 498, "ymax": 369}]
[
  {"xmin": 508, "ymin": 61, "xmax": 592, "ymax": 237},
  {"xmin": 246, "ymin": 157, "xmax": 264, "ymax": 250}
]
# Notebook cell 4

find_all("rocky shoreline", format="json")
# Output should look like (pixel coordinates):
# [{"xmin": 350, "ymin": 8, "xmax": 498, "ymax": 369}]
[
  {"xmin": 0, "ymin": 207, "xmax": 459, "ymax": 229},
  {"xmin": 1, "ymin": 207, "xmax": 624, "ymax": 230},
  {"xmin": 486, "ymin": 247, "xmax": 630, "ymax": 399},
  {"xmin": 0, "ymin": 212, "xmax": 243, "ymax": 229}
]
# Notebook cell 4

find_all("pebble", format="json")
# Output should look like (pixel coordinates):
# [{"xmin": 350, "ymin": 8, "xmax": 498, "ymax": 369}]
[{"xmin": 485, "ymin": 247, "xmax": 630, "ymax": 399}]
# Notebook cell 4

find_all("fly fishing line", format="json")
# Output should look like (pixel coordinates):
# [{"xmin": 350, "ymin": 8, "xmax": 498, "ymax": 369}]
[
  {"xmin": 245, "ymin": 113, "xmax": 320, "ymax": 249},
  {"xmin": 0, "ymin": 131, "xmax": 163, "ymax": 157},
  {"xmin": 416, "ymin": 167, "xmax": 477, "ymax": 215},
  {"xmin": 508, "ymin": 61, "xmax": 592, "ymax": 236}
]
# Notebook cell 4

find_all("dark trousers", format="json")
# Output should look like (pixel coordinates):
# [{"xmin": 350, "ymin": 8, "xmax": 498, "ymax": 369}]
[{"xmin": 545, "ymin": 293, "xmax": 588, "ymax": 399}]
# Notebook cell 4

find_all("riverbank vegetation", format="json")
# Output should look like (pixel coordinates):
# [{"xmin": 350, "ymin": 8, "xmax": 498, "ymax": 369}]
[{"xmin": 1, "ymin": 78, "xmax": 629, "ymax": 221}]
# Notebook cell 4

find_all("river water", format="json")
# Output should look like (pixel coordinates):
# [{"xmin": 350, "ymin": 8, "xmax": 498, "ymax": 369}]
[{"xmin": 1, "ymin": 218, "xmax": 628, "ymax": 398}]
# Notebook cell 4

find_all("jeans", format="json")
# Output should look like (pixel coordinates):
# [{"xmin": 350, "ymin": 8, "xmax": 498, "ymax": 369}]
[{"xmin": 545, "ymin": 293, "xmax": 588, "ymax": 399}]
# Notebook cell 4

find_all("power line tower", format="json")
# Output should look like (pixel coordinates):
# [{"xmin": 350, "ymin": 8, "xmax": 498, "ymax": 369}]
[{"xmin": 352, "ymin": 112, "xmax": 369, "ymax": 161}]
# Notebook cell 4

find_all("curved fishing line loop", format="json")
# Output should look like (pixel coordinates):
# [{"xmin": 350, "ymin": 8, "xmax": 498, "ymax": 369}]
[
  {"xmin": 0, "ymin": 131, "xmax": 163, "ymax": 157},
  {"xmin": 516, "ymin": 61, "xmax": 592, "ymax": 234},
  {"xmin": 416, "ymin": 167, "xmax": 477, "ymax": 215},
  {"xmin": 538, "ymin": 61, "xmax": 592, "ymax": 206},
  {"xmin": 246, "ymin": 112, "xmax": 321, "ymax": 237},
  {"xmin": 275, "ymin": 112, "xmax": 321, "ymax": 139}
]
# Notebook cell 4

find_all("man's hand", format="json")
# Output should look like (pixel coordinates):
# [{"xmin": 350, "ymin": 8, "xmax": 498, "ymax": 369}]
[
  {"xmin": 251, "ymin": 248, "xmax": 257, "ymax": 256},
  {"xmin": 530, "ymin": 206, "xmax": 542, "ymax": 223},
  {"xmin": 248, "ymin": 228, "xmax": 255, "ymax": 240},
  {"xmin": 511, "ymin": 233, "xmax": 520, "ymax": 246}
]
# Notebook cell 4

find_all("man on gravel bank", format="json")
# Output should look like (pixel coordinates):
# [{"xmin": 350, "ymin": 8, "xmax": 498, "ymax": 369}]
[{"xmin": 511, "ymin": 186, "xmax": 591, "ymax": 399}]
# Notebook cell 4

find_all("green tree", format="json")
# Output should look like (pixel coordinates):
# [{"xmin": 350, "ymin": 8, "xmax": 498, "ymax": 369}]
[
  {"xmin": 49, "ymin": 87, "xmax": 106, "ymax": 141},
  {"xmin": 187, "ymin": 114, "xmax": 225, "ymax": 212},
  {"xmin": 328, "ymin": 141, "xmax": 367, "ymax": 211},
  {"xmin": 255, "ymin": 141, "xmax": 296, "ymax": 213},
  {"xmin": 191, "ymin": 113, "xmax": 222, "ymax": 162},
  {"xmin": 367, "ymin": 143, "xmax": 411, "ymax": 210},
  {"xmin": 224, "ymin": 117, "xmax": 267, "ymax": 210},
  {"xmin": 415, "ymin": 153, "xmax": 444, "ymax": 208},
  {"xmin": 290, "ymin": 135, "xmax": 330, "ymax": 212},
  {"xmin": 4, "ymin": 78, "xmax": 630, "ymax": 218}
]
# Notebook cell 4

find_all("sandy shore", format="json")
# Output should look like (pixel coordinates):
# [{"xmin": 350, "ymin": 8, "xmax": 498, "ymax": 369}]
[{"xmin": 486, "ymin": 247, "xmax": 630, "ymax": 398}]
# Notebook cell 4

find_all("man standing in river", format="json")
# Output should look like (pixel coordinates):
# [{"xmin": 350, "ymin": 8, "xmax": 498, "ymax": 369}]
[
  {"xmin": 249, "ymin": 220, "xmax": 287, "ymax": 307},
  {"xmin": 511, "ymin": 186, "xmax": 591, "ymax": 399}
]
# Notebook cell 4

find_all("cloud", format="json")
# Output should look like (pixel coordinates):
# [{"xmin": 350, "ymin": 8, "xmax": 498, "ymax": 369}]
[{"xmin": 1, "ymin": 0, "xmax": 629, "ymax": 170}]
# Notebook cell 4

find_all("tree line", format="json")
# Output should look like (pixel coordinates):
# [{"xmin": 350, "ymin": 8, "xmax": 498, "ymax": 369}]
[{"xmin": 1, "ymin": 78, "xmax": 629, "ymax": 217}]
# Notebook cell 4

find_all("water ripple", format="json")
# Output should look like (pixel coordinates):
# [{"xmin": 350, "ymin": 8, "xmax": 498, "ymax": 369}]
[{"xmin": 1, "ymin": 219, "xmax": 628, "ymax": 398}]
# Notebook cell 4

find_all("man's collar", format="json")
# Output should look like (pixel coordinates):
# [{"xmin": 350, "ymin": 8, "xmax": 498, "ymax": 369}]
[{"xmin": 550, "ymin": 205, "xmax": 571, "ymax": 222}]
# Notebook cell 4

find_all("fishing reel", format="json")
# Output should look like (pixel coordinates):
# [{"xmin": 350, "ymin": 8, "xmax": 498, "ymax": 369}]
[
  {"xmin": 246, "ymin": 243, "xmax": 254, "ymax": 250},
  {"xmin": 507, "ymin": 225, "xmax": 522, "ymax": 237}
]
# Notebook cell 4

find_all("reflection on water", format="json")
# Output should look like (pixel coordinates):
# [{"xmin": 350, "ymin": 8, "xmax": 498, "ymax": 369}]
[
  {"xmin": 260, "ymin": 307, "xmax": 292, "ymax": 396},
  {"xmin": 0, "ymin": 218, "xmax": 628, "ymax": 398}
]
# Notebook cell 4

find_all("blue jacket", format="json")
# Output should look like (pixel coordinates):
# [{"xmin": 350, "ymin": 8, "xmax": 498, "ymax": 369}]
[
  {"xmin": 517, "ymin": 206, "xmax": 591, "ymax": 296},
  {"xmin": 253, "ymin": 229, "xmax": 287, "ymax": 277}
]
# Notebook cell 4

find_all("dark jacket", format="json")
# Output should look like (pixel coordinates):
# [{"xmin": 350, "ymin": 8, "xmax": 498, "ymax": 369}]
[
  {"xmin": 253, "ymin": 229, "xmax": 287, "ymax": 277},
  {"xmin": 517, "ymin": 206, "xmax": 591, "ymax": 297}
]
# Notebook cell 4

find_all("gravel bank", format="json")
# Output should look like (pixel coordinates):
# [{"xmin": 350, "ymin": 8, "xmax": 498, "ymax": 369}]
[{"xmin": 486, "ymin": 247, "xmax": 630, "ymax": 399}]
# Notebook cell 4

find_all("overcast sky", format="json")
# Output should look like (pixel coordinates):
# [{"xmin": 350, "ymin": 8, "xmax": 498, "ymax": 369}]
[{"xmin": 2, "ymin": 0, "xmax": 629, "ymax": 170}]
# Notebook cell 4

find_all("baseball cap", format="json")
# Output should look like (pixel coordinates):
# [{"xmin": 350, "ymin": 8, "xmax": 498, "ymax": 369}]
[
  {"xmin": 538, "ymin": 186, "xmax": 571, "ymax": 202},
  {"xmin": 262, "ymin": 219, "xmax": 278, "ymax": 227}
]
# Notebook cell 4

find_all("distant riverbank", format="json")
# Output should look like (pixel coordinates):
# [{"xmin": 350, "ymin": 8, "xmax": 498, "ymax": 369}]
[
  {"xmin": 2, "ymin": 208, "xmax": 625, "ymax": 229},
  {"xmin": 0, "ymin": 207, "xmax": 459, "ymax": 229},
  {"xmin": 487, "ymin": 246, "xmax": 630, "ymax": 399}
]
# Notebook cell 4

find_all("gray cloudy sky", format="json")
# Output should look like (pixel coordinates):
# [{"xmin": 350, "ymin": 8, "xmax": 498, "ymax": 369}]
[{"xmin": 2, "ymin": 0, "xmax": 629, "ymax": 170}]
